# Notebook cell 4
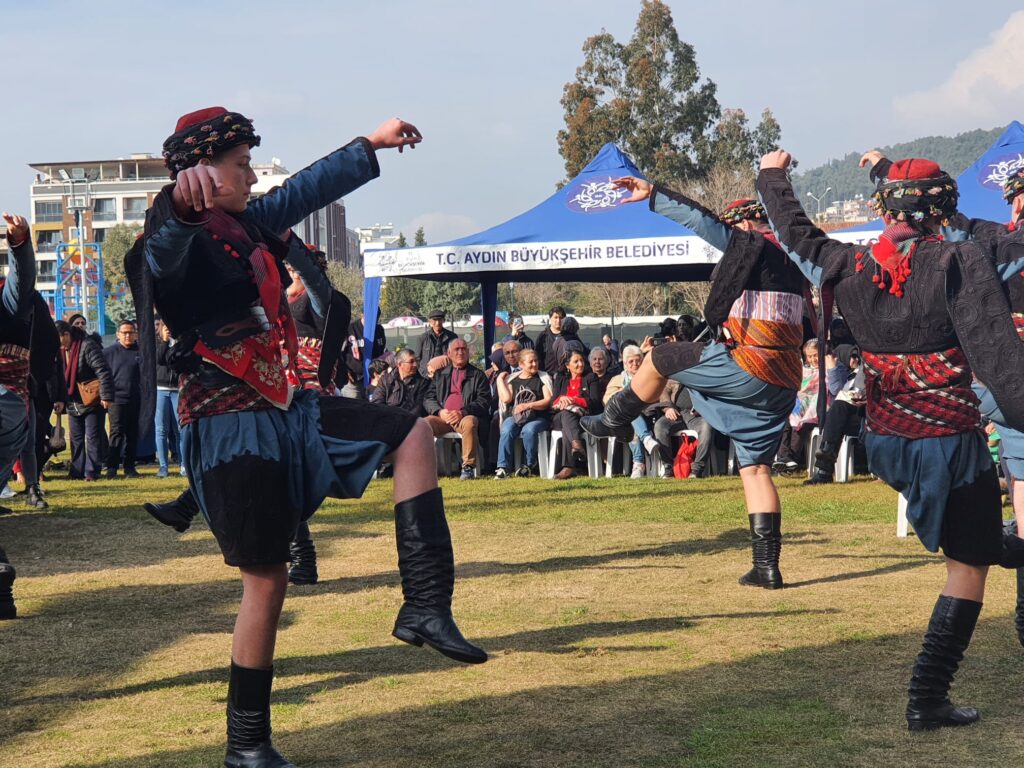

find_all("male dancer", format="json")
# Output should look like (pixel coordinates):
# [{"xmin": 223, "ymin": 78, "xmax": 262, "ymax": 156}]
[
  {"xmin": 757, "ymin": 149, "xmax": 1024, "ymax": 731},
  {"xmin": 132, "ymin": 108, "xmax": 486, "ymax": 768},
  {"xmin": 584, "ymin": 180, "xmax": 809, "ymax": 589},
  {"xmin": 0, "ymin": 213, "xmax": 36, "ymax": 621}
]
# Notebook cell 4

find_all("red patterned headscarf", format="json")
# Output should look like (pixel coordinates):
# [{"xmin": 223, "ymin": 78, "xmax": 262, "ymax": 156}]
[{"xmin": 162, "ymin": 106, "xmax": 261, "ymax": 178}]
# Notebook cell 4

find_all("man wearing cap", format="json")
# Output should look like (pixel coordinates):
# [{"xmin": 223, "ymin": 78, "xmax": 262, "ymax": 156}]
[
  {"xmin": 584, "ymin": 179, "xmax": 810, "ymax": 591},
  {"xmin": 415, "ymin": 310, "xmax": 458, "ymax": 376},
  {"xmin": 757, "ymin": 148, "xmax": 1024, "ymax": 731},
  {"xmin": 131, "ymin": 108, "xmax": 486, "ymax": 767}
]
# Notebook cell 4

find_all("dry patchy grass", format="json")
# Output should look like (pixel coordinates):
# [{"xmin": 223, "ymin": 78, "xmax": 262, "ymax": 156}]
[{"xmin": 0, "ymin": 471, "xmax": 1022, "ymax": 767}]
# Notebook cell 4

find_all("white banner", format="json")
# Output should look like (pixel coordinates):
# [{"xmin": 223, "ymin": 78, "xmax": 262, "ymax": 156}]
[{"xmin": 364, "ymin": 236, "xmax": 720, "ymax": 278}]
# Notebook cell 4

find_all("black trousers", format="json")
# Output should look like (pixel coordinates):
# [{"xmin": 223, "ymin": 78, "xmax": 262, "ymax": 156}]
[
  {"xmin": 106, "ymin": 401, "xmax": 139, "ymax": 473},
  {"xmin": 69, "ymin": 407, "xmax": 105, "ymax": 479},
  {"xmin": 820, "ymin": 401, "xmax": 864, "ymax": 453},
  {"xmin": 550, "ymin": 409, "xmax": 584, "ymax": 467}
]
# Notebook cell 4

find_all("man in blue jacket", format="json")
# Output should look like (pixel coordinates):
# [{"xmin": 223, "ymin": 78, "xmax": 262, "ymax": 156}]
[{"xmin": 103, "ymin": 320, "xmax": 141, "ymax": 478}]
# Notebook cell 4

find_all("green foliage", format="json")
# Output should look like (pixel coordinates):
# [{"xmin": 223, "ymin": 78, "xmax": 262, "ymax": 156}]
[
  {"xmin": 418, "ymin": 280, "xmax": 479, "ymax": 319},
  {"xmin": 558, "ymin": 0, "xmax": 781, "ymax": 185},
  {"xmin": 414, "ymin": 227, "xmax": 427, "ymax": 247},
  {"xmin": 325, "ymin": 261, "xmax": 365, "ymax": 315},
  {"xmin": 98, "ymin": 223, "xmax": 140, "ymax": 298},
  {"xmin": 396, "ymin": 232, "xmax": 408, "ymax": 248},
  {"xmin": 792, "ymin": 125, "xmax": 1005, "ymax": 204},
  {"xmin": 105, "ymin": 294, "xmax": 135, "ymax": 325},
  {"xmin": 381, "ymin": 277, "xmax": 424, "ymax": 317}
]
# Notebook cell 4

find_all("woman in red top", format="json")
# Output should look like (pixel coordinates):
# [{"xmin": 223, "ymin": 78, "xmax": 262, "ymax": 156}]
[{"xmin": 550, "ymin": 350, "xmax": 600, "ymax": 479}]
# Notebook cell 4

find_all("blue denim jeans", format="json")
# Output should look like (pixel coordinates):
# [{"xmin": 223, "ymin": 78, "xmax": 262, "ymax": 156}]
[
  {"xmin": 497, "ymin": 416, "xmax": 550, "ymax": 469},
  {"xmin": 630, "ymin": 415, "xmax": 652, "ymax": 463},
  {"xmin": 155, "ymin": 388, "xmax": 182, "ymax": 471}
]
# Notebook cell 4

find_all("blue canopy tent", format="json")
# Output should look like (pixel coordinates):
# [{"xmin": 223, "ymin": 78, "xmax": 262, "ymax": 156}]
[
  {"xmin": 832, "ymin": 121, "xmax": 1024, "ymax": 245},
  {"xmin": 362, "ymin": 143, "xmax": 721, "ymax": 371}
]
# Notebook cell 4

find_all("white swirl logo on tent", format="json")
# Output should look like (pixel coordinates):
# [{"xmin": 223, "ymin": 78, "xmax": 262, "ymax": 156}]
[
  {"xmin": 981, "ymin": 153, "xmax": 1024, "ymax": 189},
  {"xmin": 566, "ymin": 177, "xmax": 627, "ymax": 213}
]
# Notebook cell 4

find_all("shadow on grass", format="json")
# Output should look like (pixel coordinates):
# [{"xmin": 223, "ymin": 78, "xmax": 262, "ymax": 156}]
[{"xmin": 58, "ymin": 613, "xmax": 1024, "ymax": 768}]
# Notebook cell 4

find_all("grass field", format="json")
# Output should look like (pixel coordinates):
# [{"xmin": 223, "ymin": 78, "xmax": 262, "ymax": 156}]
[{"xmin": 1, "ymin": 470, "xmax": 1023, "ymax": 767}]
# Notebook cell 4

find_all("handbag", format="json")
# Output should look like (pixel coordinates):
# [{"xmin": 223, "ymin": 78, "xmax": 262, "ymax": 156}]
[
  {"xmin": 77, "ymin": 378, "xmax": 101, "ymax": 407},
  {"xmin": 48, "ymin": 413, "xmax": 67, "ymax": 455}
]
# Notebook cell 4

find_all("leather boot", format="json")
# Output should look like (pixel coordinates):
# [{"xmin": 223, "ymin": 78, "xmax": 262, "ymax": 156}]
[
  {"xmin": 392, "ymin": 488, "xmax": 487, "ymax": 664},
  {"xmin": 738, "ymin": 513, "xmax": 783, "ymax": 589},
  {"xmin": 224, "ymin": 662, "xmax": 295, "ymax": 768},
  {"xmin": 906, "ymin": 595, "xmax": 982, "ymax": 731},
  {"xmin": 26, "ymin": 484, "xmax": 48, "ymax": 510},
  {"xmin": 144, "ymin": 488, "xmax": 200, "ymax": 533},
  {"xmin": 287, "ymin": 522, "xmax": 318, "ymax": 586},
  {"xmin": 0, "ymin": 546, "xmax": 15, "ymax": 621},
  {"xmin": 581, "ymin": 386, "xmax": 646, "ymax": 441},
  {"xmin": 1015, "ymin": 569, "xmax": 1024, "ymax": 649}
]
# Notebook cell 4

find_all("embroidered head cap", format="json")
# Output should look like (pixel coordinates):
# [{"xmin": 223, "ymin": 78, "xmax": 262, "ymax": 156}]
[
  {"xmin": 870, "ymin": 158, "xmax": 958, "ymax": 223},
  {"xmin": 162, "ymin": 106, "xmax": 261, "ymax": 178},
  {"xmin": 1003, "ymin": 167, "xmax": 1024, "ymax": 203},
  {"xmin": 720, "ymin": 198, "xmax": 767, "ymax": 226}
]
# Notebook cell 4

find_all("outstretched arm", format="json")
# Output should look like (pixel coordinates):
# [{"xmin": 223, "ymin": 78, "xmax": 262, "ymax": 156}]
[
  {"xmin": 1, "ymin": 213, "xmax": 35, "ymax": 318},
  {"xmin": 756, "ymin": 150, "xmax": 859, "ymax": 287},
  {"xmin": 245, "ymin": 119, "xmax": 421, "ymax": 234},
  {"xmin": 283, "ymin": 233, "xmax": 331, "ymax": 318},
  {"xmin": 612, "ymin": 176, "xmax": 732, "ymax": 251}
]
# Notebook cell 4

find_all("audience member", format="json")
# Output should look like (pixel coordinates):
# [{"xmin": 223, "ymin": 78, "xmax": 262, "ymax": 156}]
[
  {"xmin": 654, "ymin": 380, "xmax": 713, "ymax": 478},
  {"xmin": 344, "ymin": 310, "xmax": 387, "ymax": 398},
  {"xmin": 103, "ymin": 320, "xmax": 142, "ymax": 478},
  {"xmin": 374, "ymin": 348, "xmax": 430, "ymax": 415},
  {"xmin": 58, "ymin": 320, "xmax": 113, "ymax": 481},
  {"xmin": 494, "ymin": 349, "xmax": 552, "ymax": 479},
  {"xmin": 550, "ymin": 315, "xmax": 587, "ymax": 371},
  {"xmin": 605, "ymin": 345, "xmax": 659, "ymax": 478},
  {"xmin": 535, "ymin": 305, "xmax": 566, "ymax": 377},
  {"xmin": 588, "ymin": 347, "xmax": 613, "ymax": 405},
  {"xmin": 775, "ymin": 339, "xmax": 820, "ymax": 471},
  {"xmin": 602, "ymin": 334, "xmax": 619, "ymax": 362},
  {"xmin": 502, "ymin": 314, "xmax": 534, "ymax": 350},
  {"xmin": 424, "ymin": 338, "xmax": 491, "ymax": 480},
  {"xmin": 416, "ymin": 310, "xmax": 458, "ymax": 376},
  {"xmin": 154, "ymin": 319, "xmax": 183, "ymax": 478},
  {"xmin": 806, "ymin": 344, "xmax": 865, "ymax": 485},
  {"xmin": 550, "ymin": 350, "xmax": 601, "ymax": 479}
]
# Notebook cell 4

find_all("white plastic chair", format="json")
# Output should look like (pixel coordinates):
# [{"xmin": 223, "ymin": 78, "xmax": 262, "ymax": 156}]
[
  {"xmin": 897, "ymin": 493, "xmax": 909, "ymax": 537},
  {"xmin": 434, "ymin": 432, "xmax": 480, "ymax": 477},
  {"xmin": 806, "ymin": 427, "xmax": 857, "ymax": 482}
]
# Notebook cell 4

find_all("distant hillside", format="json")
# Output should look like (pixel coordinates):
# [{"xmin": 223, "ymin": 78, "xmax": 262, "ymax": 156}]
[{"xmin": 792, "ymin": 126, "xmax": 1006, "ymax": 203}]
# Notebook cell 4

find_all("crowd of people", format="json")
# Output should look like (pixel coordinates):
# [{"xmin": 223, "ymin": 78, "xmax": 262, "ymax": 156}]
[{"xmin": 1, "ymin": 99, "xmax": 1023, "ymax": 767}]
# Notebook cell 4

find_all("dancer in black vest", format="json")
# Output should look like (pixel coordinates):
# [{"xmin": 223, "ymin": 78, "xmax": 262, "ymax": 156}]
[{"xmin": 0, "ymin": 213, "xmax": 39, "ymax": 620}]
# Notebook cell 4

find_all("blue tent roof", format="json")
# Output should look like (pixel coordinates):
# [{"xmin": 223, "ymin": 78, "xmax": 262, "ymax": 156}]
[
  {"xmin": 440, "ymin": 142, "xmax": 702, "ymax": 246},
  {"xmin": 834, "ymin": 121, "xmax": 1024, "ymax": 239},
  {"xmin": 364, "ymin": 142, "xmax": 716, "ymax": 284}
]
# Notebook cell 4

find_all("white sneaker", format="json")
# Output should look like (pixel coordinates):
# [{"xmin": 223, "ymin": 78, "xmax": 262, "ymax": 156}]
[
  {"xmin": 642, "ymin": 435, "xmax": 659, "ymax": 454},
  {"xmin": 0, "ymin": 484, "xmax": 16, "ymax": 499},
  {"xmin": 630, "ymin": 462, "xmax": 645, "ymax": 480},
  {"xmin": 660, "ymin": 465, "xmax": 674, "ymax": 479}
]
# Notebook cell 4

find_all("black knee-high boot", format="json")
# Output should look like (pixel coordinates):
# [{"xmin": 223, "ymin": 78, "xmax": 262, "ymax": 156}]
[
  {"xmin": 906, "ymin": 595, "xmax": 982, "ymax": 731},
  {"xmin": 144, "ymin": 488, "xmax": 200, "ymax": 533},
  {"xmin": 0, "ymin": 546, "xmax": 15, "ymax": 620},
  {"xmin": 224, "ymin": 662, "xmax": 295, "ymax": 768},
  {"xmin": 288, "ymin": 522, "xmax": 318, "ymax": 586},
  {"xmin": 581, "ymin": 386, "xmax": 646, "ymax": 440},
  {"xmin": 738, "ymin": 513, "xmax": 783, "ymax": 589},
  {"xmin": 392, "ymin": 488, "xmax": 487, "ymax": 664}
]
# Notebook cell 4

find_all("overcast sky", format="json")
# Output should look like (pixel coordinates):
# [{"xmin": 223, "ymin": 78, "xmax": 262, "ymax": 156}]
[{"xmin": 4, "ymin": 0, "xmax": 1023, "ymax": 242}]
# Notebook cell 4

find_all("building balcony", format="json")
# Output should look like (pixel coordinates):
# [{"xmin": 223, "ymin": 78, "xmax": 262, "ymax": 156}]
[{"xmin": 92, "ymin": 211, "xmax": 117, "ymax": 222}]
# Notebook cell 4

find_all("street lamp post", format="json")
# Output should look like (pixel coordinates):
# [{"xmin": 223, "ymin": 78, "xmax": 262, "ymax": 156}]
[{"xmin": 806, "ymin": 186, "xmax": 832, "ymax": 222}]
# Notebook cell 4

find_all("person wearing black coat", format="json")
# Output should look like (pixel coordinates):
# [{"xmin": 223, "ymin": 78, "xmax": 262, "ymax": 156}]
[
  {"xmin": 57, "ymin": 321, "xmax": 114, "ymax": 481},
  {"xmin": 103, "ymin": 320, "xmax": 142, "ymax": 477},
  {"xmin": 154, "ymin": 321, "xmax": 182, "ymax": 478},
  {"xmin": 415, "ymin": 310, "xmax": 458, "ymax": 376},
  {"xmin": 344, "ymin": 312, "xmax": 386, "ymax": 398},
  {"xmin": 374, "ymin": 348, "xmax": 430, "ymax": 415},
  {"xmin": 549, "ymin": 351, "xmax": 602, "ymax": 479}
]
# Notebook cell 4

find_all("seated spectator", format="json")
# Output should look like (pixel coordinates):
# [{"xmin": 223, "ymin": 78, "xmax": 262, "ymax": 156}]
[
  {"xmin": 502, "ymin": 314, "xmax": 534, "ymax": 350},
  {"xmin": 604, "ymin": 345, "xmax": 661, "ymax": 479},
  {"xmin": 806, "ymin": 344, "xmax": 865, "ymax": 485},
  {"xmin": 424, "ymin": 339, "xmax": 491, "ymax": 480},
  {"xmin": 551, "ymin": 350, "xmax": 601, "ymax": 479},
  {"xmin": 372, "ymin": 348, "xmax": 429, "ymax": 415},
  {"xmin": 367, "ymin": 359, "xmax": 391, "ymax": 395},
  {"xmin": 653, "ymin": 379, "xmax": 714, "ymax": 478},
  {"xmin": 775, "ymin": 339, "xmax": 820, "ymax": 471},
  {"xmin": 588, "ymin": 347, "xmax": 614, "ymax": 406},
  {"xmin": 494, "ymin": 349, "xmax": 552, "ymax": 479}
]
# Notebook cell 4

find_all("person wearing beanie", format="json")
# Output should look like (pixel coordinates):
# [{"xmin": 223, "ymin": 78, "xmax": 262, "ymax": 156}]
[
  {"xmin": 758, "ymin": 148, "xmax": 1024, "ymax": 732},
  {"xmin": 128, "ymin": 107, "xmax": 485, "ymax": 767},
  {"xmin": 415, "ymin": 309, "xmax": 458, "ymax": 376},
  {"xmin": 584, "ymin": 178, "xmax": 810, "ymax": 591}
]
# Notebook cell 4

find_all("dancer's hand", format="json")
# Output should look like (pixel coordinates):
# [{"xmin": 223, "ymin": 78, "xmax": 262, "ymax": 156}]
[
  {"xmin": 664, "ymin": 407, "xmax": 680, "ymax": 422},
  {"xmin": 1, "ymin": 212, "xmax": 28, "ymax": 246},
  {"xmin": 612, "ymin": 176, "xmax": 653, "ymax": 204},
  {"xmin": 859, "ymin": 150, "xmax": 885, "ymax": 169},
  {"xmin": 367, "ymin": 118, "xmax": 422, "ymax": 153},
  {"xmin": 760, "ymin": 150, "xmax": 792, "ymax": 171},
  {"xmin": 172, "ymin": 164, "xmax": 234, "ymax": 215}
]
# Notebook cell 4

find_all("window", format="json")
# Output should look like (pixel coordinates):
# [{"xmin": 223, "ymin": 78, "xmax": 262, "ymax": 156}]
[
  {"xmin": 92, "ymin": 228, "xmax": 106, "ymax": 244},
  {"xmin": 34, "ymin": 200, "xmax": 63, "ymax": 223},
  {"xmin": 92, "ymin": 198, "xmax": 116, "ymax": 222},
  {"xmin": 35, "ymin": 230, "xmax": 64, "ymax": 252},
  {"xmin": 123, "ymin": 197, "xmax": 147, "ymax": 219},
  {"xmin": 37, "ymin": 261, "xmax": 57, "ymax": 278}
]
